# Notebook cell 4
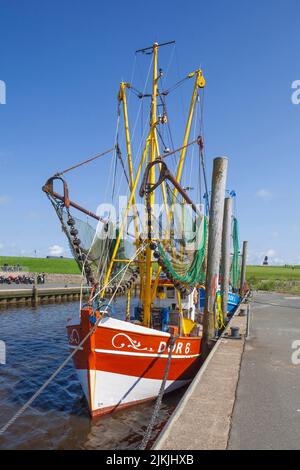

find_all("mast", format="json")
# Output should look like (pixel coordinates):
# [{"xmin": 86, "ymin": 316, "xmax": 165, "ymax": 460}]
[
  {"xmin": 143, "ymin": 42, "xmax": 158, "ymax": 327},
  {"xmin": 118, "ymin": 82, "xmax": 144, "ymax": 299}
]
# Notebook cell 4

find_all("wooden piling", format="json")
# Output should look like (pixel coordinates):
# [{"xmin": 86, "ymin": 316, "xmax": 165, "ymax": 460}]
[
  {"xmin": 32, "ymin": 273, "xmax": 39, "ymax": 306},
  {"xmin": 202, "ymin": 157, "xmax": 228, "ymax": 354},
  {"xmin": 220, "ymin": 197, "xmax": 232, "ymax": 322}
]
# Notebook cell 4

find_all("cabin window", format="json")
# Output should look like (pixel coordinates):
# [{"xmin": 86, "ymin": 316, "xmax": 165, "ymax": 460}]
[{"xmin": 166, "ymin": 287, "xmax": 175, "ymax": 299}]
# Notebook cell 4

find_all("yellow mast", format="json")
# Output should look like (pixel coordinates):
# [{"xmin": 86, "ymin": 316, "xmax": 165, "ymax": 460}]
[
  {"xmin": 102, "ymin": 45, "xmax": 206, "ymax": 330},
  {"xmin": 118, "ymin": 82, "xmax": 144, "ymax": 299},
  {"xmin": 102, "ymin": 135, "xmax": 151, "ymax": 291},
  {"xmin": 143, "ymin": 42, "xmax": 158, "ymax": 327},
  {"xmin": 171, "ymin": 69, "xmax": 205, "ymax": 211}
]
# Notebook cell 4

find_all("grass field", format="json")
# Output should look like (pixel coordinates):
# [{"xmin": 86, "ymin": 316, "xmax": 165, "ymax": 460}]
[
  {"xmin": 0, "ymin": 256, "xmax": 80, "ymax": 274},
  {"xmin": 247, "ymin": 265, "xmax": 300, "ymax": 293},
  {"xmin": 247, "ymin": 265, "xmax": 300, "ymax": 281},
  {"xmin": 1, "ymin": 257, "xmax": 300, "ymax": 292}
]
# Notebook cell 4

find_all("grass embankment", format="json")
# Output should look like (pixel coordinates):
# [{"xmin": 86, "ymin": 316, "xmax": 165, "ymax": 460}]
[
  {"xmin": 247, "ymin": 265, "xmax": 300, "ymax": 294},
  {"xmin": 1, "ymin": 258, "xmax": 299, "ymax": 292},
  {"xmin": 0, "ymin": 256, "xmax": 80, "ymax": 274}
]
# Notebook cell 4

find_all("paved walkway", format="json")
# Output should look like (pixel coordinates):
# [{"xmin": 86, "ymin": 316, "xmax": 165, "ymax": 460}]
[
  {"xmin": 155, "ymin": 311, "xmax": 247, "ymax": 449},
  {"xmin": 228, "ymin": 291, "xmax": 300, "ymax": 450}
]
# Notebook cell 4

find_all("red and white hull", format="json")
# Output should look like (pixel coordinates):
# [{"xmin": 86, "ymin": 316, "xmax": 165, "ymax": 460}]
[{"xmin": 67, "ymin": 308, "xmax": 201, "ymax": 417}]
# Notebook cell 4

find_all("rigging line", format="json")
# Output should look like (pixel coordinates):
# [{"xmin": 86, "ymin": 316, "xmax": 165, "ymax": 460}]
[
  {"xmin": 161, "ymin": 97, "xmax": 177, "ymax": 169},
  {"xmin": 174, "ymin": 44, "xmax": 187, "ymax": 125},
  {"xmin": 158, "ymin": 137, "xmax": 199, "ymax": 160},
  {"xmin": 116, "ymin": 144, "xmax": 130, "ymax": 187},
  {"xmin": 113, "ymin": 55, "xmax": 153, "ymax": 203},
  {"xmin": 162, "ymin": 76, "xmax": 189, "ymax": 95},
  {"xmin": 127, "ymin": 53, "xmax": 137, "ymax": 109},
  {"xmin": 92, "ymin": 238, "xmax": 112, "ymax": 306},
  {"xmin": 55, "ymin": 147, "xmax": 114, "ymax": 176},
  {"xmin": 198, "ymin": 87, "xmax": 208, "ymax": 204},
  {"xmin": 199, "ymin": 90, "xmax": 205, "ymax": 203},
  {"xmin": 156, "ymin": 126, "xmax": 168, "ymax": 152},
  {"xmin": 188, "ymin": 92, "xmax": 199, "ymax": 190},
  {"xmin": 200, "ymin": 147, "xmax": 209, "ymax": 213},
  {"xmin": 155, "ymin": 43, "xmax": 175, "ymax": 103},
  {"xmin": 106, "ymin": 56, "xmax": 140, "ymax": 205},
  {"xmin": 113, "ymin": 113, "xmax": 150, "ymax": 232},
  {"xmin": 111, "ymin": 108, "xmax": 121, "ymax": 201},
  {"xmin": 128, "ymin": 85, "xmax": 151, "ymax": 99},
  {"xmin": 198, "ymin": 143, "xmax": 202, "ymax": 205},
  {"xmin": 112, "ymin": 148, "xmax": 118, "ymax": 201},
  {"xmin": 131, "ymin": 54, "xmax": 153, "ymax": 141},
  {"xmin": 163, "ymin": 42, "xmax": 176, "ymax": 83},
  {"xmin": 90, "ymin": 242, "xmax": 148, "ymax": 302},
  {"xmin": 199, "ymin": 87, "xmax": 205, "ymax": 135},
  {"xmin": 111, "ymin": 55, "xmax": 137, "ymax": 177},
  {"xmin": 78, "ymin": 219, "xmax": 112, "ymax": 311},
  {"xmin": 0, "ymin": 244, "xmax": 143, "ymax": 437},
  {"xmin": 104, "ymin": 112, "xmax": 120, "ymax": 204}
]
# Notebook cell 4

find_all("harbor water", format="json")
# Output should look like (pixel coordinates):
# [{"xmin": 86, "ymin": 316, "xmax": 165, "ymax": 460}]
[{"xmin": 0, "ymin": 300, "xmax": 185, "ymax": 450}]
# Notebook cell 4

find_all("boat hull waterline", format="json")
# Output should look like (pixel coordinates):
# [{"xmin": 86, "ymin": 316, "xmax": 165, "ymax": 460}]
[{"xmin": 67, "ymin": 309, "xmax": 202, "ymax": 417}]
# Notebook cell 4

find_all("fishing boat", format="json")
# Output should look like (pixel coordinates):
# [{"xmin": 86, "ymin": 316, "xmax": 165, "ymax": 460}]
[{"xmin": 43, "ymin": 41, "xmax": 213, "ymax": 417}]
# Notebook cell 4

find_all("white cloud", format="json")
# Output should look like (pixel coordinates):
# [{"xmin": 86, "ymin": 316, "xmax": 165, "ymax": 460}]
[
  {"xmin": 266, "ymin": 249, "xmax": 276, "ymax": 257},
  {"xmin": 48, "ymin": 245, "xmax": 65, "ymax": 256},
  {"xmin": 247, "ymin": 248, "xmax": 280, "ymax": 265},
  {"xmin": 0, "ymin": 195, "xmax": 9, "ymax": 205},
  {"xmin": 0, "ymin": 243, "xmax": 4, "ymax": 251},
  {"xmin": 256, "ymin": 189, "xmax": 273, "ymax": 200}
]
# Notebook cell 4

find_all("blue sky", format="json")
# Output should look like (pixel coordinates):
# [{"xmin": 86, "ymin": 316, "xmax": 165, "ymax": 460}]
[{"xmin": 0, "ymin": 0, "xmax": 299, "ymax": 264}]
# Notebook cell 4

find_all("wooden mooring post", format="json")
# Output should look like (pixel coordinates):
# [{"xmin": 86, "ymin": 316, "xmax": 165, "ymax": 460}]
[
  {"xmin": 32, "ymin": 273, "xmax": 39, "ymax": 306},
  {"xmin": 202, "ymin": 157, "xmax": 228, "ymax": 355},
  {"xmin": 221, "ymin": 197, "xmax": 232, "ymax": 323}
]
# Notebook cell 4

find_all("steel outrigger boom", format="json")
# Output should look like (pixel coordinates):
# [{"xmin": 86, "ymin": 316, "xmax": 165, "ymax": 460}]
[{"xmin": 42, "ymin": 176, "xmax": 105, "ymax": 223}]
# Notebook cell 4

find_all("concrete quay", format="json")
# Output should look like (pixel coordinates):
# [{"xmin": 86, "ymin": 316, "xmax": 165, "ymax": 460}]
[{"xmin": 155, "ymin": 292, "xmax": 300, "ymax": 450}]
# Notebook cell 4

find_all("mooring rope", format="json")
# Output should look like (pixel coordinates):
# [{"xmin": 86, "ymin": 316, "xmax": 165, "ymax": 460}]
[
  {"xmin": 0, "ymin": 245, "xmax": 145, "ymax": 437},
  {"xmin": 139, "ymin": 334, "xmax": 178, "ymax": 450}
]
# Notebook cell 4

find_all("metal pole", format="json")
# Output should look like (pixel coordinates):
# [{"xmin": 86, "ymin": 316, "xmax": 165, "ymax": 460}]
[
  {"xmin": 240, "ymin": 240, "xmax": 248, "ymax": 296},
  {"xmin": 246, "ymin": 304, "xmax": 251, "ymax": 338},
  {"xmin": 202, "ymin": 157, "xmax": 228, "ymax": 353},
  {"xmin": 221, "ymin": 197, "xmax": 232, "ymax": 322}
]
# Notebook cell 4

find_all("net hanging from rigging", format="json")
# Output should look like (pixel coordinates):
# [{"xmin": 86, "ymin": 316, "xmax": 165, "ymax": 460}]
[
  {"xmin": 156, "ymin": 214, "xmax": 208, "ymax": 287},
  {"xmin": 230, "ymin": 217, "xmax": 240, "ymax": 290}
]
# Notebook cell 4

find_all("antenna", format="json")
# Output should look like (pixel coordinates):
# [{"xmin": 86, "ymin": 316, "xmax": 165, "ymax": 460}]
[{"xmin": 135, "ymin": 40, "xmax": 175, "ymax": 54}]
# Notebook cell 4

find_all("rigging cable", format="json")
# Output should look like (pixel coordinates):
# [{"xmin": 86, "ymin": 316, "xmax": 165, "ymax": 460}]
[
  {"xmin": 55, "ymin": 147, "xmax": 114, "ymax": 177},
  {"xmin": 113, "ymin": 54, "xmax": 153, "ymax": 207}
]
